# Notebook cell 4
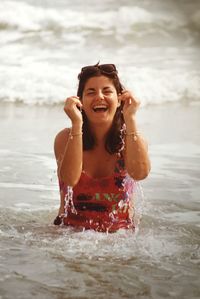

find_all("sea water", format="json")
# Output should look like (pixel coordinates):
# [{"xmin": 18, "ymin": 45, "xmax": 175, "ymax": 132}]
[
  {"xmin": 0, "ymin": 104, "xmax": 199, "ymax": 299},
  {"xmin": 0, "ymin": 0, "xmax": 200, "ymax": 105},
  {"xmin": 0, "ymin": 0, "xmax": 200, "ymax": 298}
]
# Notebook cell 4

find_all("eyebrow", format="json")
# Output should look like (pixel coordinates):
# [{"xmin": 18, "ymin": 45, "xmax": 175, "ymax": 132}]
[{"xmin": 103, "ymin": 86, "xmax": 113, "ymax": 90}]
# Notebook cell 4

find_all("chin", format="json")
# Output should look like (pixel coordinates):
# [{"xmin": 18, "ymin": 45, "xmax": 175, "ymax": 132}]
[{"xmin": 90, "ymin": 115, "xmax": 113, "ymax": 125}]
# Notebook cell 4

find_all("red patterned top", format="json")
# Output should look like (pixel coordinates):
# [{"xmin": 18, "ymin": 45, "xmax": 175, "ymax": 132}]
[{"xmin": 60, "ymin": 157, "xmax": 136, "ymax": 232}]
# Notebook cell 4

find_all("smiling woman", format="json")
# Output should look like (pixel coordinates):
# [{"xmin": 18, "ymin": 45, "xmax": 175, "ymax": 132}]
[{"xmin": 53, "ymin": 63, "xmax": 151, "ymax": 232}]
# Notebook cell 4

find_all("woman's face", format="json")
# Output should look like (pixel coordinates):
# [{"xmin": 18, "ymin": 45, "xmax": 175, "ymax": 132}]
[{"xmin": 82, "ymin": 75, "xmax": 120, "ymax": 125}]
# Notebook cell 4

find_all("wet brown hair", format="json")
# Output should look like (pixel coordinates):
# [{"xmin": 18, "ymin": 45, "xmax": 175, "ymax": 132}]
[{"xmin": 77, "ymin": 63, "xmax": 125, "ymax": 154}]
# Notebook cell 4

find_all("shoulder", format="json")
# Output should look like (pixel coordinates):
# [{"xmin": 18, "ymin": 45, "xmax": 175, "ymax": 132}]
[
  {"xmin": 54, "ymin": 128, "xmax": 70, "ymax": 144},
  {"xmin": 54, "ymin": 128, "xmax": 71, "ymax": 160}
]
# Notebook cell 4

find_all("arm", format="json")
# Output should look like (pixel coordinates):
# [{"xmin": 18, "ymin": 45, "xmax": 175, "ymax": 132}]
[
  {"xmin": 54, "ymin": 127, "xmax": 82, "ymax": 218},
  {"xmin": 54, "ymin": 96, "xmax": 83, "ymax": 187},
  {"xmin": 119, "ymin": 91, "xmax": 151, "ymax": 180}
]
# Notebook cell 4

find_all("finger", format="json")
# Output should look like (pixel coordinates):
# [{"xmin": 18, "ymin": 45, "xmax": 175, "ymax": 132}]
[
  {"xmin": 76, "ymin": 100, "xmax": 83, "ymax": 109},
  {"xmin": 121, "ymin": 90, "xmax": 128, "ymax": 94},
  {"xmin": 120, "ymin": 91, "xmax": 132, "ymax": 100},
  {"xmin": 119, "ymin": 91, "xmax": 140, "ymax": 108},
  {"xmin": 65, "ymin": 96, "xmax": 79, "ymax": 103},
  {"xmin": 120, "ymin": 94, "xmax": 132, "ymax": 103},
  {"xmin": 65, "ymin": 97, "xmax": 82, "ymax": 108},
  {"xmin": 124, "ymin": 95, "xmax": 140, "ymax": 106},
  {"xmin": 118, "ymin": 90, "xmax": 128, "ymax": 99}
]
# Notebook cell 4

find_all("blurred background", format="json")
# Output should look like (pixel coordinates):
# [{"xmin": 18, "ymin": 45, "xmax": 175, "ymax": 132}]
[{"xmin": 0, "ymin": 0, "xmax": 200, "ymax": 105}]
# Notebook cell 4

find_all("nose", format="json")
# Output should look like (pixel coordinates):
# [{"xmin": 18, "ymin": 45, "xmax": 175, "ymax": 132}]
[{"xmin": 96, "ymin": 90, "xmax": 104, "ymax": 100}]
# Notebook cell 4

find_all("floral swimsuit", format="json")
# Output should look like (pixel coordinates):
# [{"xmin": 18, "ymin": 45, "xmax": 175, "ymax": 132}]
[{"xmin": 59, "ymin": 157, "xmax": 136, "ymax": 232}]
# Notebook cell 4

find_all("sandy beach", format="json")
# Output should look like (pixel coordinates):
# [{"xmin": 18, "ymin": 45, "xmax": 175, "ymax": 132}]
[{"xmin": 0, "ymin": 101, "xmax": 200, "ymax": 299}]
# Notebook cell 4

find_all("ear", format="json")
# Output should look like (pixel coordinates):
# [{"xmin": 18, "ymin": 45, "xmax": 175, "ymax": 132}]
[{"xmin": 117, "ymin": 98, "xmax": 121, "ymax": 107}]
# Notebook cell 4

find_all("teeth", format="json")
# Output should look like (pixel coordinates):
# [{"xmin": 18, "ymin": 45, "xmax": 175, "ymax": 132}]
[
  {"xmin": 93, "ymin": 104, "xmax": 108, "ymax": 112},
  {"xmin": 93, "ymin": 105, "xmax": 107, "ymax": 109}
]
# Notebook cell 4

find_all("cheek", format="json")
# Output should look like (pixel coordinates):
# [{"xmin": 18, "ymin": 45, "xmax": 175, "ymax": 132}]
[
  {"xmin": 82, "ymin": 98, "xmax": 92, "ymax": 113},
  {"xmin": 110, "ymin": 96, "xmax": 120, "ymax": 108},
  {"xmin": 81, "ymin": 96, "xmax": 88, "ymax": 106}
]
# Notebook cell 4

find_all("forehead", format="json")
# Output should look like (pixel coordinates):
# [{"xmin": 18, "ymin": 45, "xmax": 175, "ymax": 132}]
[{"xmin": 84, "ymin": 75, "xmax": 115, "ymax": 90}]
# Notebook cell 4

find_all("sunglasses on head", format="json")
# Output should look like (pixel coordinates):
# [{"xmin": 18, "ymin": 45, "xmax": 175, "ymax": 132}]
[{"xmin": 80, "ymin": 64, "xmax": 117, "ymax": 76}]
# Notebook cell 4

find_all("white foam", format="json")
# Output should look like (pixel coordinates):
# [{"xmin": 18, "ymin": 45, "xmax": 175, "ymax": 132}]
[
  {"xmin": 0, "ymin": 1, "xmax": 199, "ymax": 106},
  {"xmin": 0, "ymin": 61, "xmax": 199, "ymax": 106},
  {"xmin": 125, "ymin": 67, "xmax": 200, "ymax": 106},
  {"xmin": 0, "ymin": 1, "xmax": 192, "ymax": 33}
]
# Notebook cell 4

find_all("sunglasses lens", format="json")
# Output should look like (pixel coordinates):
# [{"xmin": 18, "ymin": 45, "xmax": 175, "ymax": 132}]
[
  {"xmin": 80, "ymin": 64, "xmax": 117, "ymax": 76},
  {"xmin": 81, "ymin": 66, "xmax": 97, "ymax": 73},
  {"xmin": 99, "ymin": 64, "xmax": 116, "ymax": 73}
]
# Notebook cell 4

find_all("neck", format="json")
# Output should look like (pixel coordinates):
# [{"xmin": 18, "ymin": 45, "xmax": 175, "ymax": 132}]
[{"xmin": 91, "ymin": 122, "xmax": 112, "ymax": 147}]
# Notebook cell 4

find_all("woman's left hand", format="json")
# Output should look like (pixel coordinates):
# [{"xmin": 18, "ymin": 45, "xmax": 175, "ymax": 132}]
[{"xmin": 119, "ymin": 90, "xmax": 140, "ymax": 121}]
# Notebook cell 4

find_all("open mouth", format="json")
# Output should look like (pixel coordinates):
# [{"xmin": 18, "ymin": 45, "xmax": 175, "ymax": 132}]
[{"xmin": 93, "ymin": 104, "xmax": 108, "ymax": 113}]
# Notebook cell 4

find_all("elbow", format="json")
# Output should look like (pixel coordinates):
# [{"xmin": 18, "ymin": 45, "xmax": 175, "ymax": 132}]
[
  {"xmin": 129, "ymin": 171, "xmax": 149, "ymax": 181},
  {"xmin": 128, "ymin": 162, "xmax": 151, "ymax": 181},
  {"xmin": 134, "ymin": 171, "xmax": 150, "ymax": 181}
]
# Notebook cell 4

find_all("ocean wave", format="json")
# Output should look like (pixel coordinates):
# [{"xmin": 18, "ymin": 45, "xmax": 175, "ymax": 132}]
[
  {"xmin": 0, "ymin": 0, "xmax": 199, "ymax": 36},
  {"xmin": 0, "ymin": 65, "xmax": 199, "ymax": 106},
  {"xmin": 0, "ymin": 0, "xmax": 199, "ymax": 107},
  {"xmin": 125, "ymin": 68, "xmax": 200, "ymax": 106}
]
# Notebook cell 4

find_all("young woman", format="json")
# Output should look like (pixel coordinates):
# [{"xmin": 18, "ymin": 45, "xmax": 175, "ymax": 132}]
[{"xmin": 54, "ymin": 63, "xmax": 150, "ymax": 232}]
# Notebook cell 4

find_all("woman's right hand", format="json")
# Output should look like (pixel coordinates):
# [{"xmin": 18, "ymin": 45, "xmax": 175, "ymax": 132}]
[{"xmin": 64, "ymin": 96, "xmax": 83, "ymax": 124}]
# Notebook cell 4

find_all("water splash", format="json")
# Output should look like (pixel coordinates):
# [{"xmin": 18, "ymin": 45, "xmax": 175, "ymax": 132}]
[
  {"xmin": 123, "ymin": 176, "xmax": 145, "ymax": 229},
  {"xmin": 63, "ymin": 186, "xmax": 77, "ymax": 218},
  {"xmin": 61, "ymin": 178, "xmax": 145, "ymax": 230},
  {"xmin": 134, "ymin": 181, "xmax": 145, "ymax": 229}
]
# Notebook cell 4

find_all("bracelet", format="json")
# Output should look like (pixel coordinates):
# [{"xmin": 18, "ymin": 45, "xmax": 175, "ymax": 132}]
[
  {"xmin": 125, "ymin": 131, "xmax": 140, "ymax": 141},
  {"xmin": 69, "ymin": 131, "xmax": 83, "ymax": 140}
]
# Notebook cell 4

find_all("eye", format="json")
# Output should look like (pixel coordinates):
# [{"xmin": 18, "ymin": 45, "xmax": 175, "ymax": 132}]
[
  {"xmin": 86, "ymin": 91, "xmax": 95, "ymax": 96},
  {"xmin": 104, "ymin": 89, "xmax": 113, "ymax": 94}
]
